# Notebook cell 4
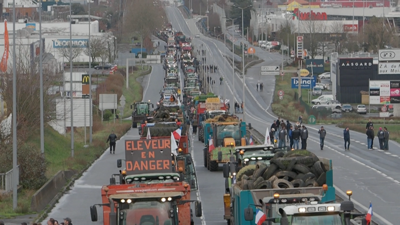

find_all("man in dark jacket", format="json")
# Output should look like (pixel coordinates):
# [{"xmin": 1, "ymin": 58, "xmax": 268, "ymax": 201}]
[
  {"xmin": 278, "ymin": 127, "xmax": 287, "ymax": 148},
  {"xmin": 288, "ymin": 126, "xmax": 294, "ymax": 149},
  {"xmin": 377, "ymin": 127, "xmax": 385, "ymax": 150},
  {"xmin": 107, "ymin": 131, "xmax": 118, "ymax": 154},
  {"xmin": 384, "ymin": 127, "xmax": 389, "ymax": 150},
  {"xmin": 269, "ymin": 128, "xmax": 275, "ymax": 144},
  {"xmin": 286, "ymin": 120, "xmax": 291, "ymax": 142},
  {"xmin": 318, "ymin": 126, "xmax": 326, "ymax": 150},
  {"xmin": 366, "ymin": 119, "xmax": 373, "ymax": 130},
  {"xmin": 301, "ymin": 125, "xmax": 308, "ymax": 149},
  {"xmin": 343, "ymin": 127, "xmax": 350, "ymax": 150},
  {"xmin": 292, "ymin": 126, "xmax": 301, "ymax": 149},
  {"xmin": 366, "ymin": 126, "xmax": 374, "ymax": 150}
]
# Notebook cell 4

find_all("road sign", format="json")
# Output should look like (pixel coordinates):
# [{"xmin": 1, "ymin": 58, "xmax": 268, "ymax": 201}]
[
  {"xmin": 248, "ymin": 47, "xmax": 255, "ymax": 54},
  {"xmin": 279, "ymin": 96, "xmax": 283, "ymax": 100},
  {"xmin": 278, "ymin": 90, "xmax": 284, "ymax": 96},
  {"xmin": 297, "ymin": 36, "xmax": 303, "ymax": 58},
  {"xmin": 308, "ymin": 115, "xmax": 316, "ymax": 125},
  {"xmin": 120, "ymin": 95, "xmax": 126, "ymax": 107},
  {"xmin": 261, "ymin": 66, "xmax": 280, "ymax": 72},
  {"xmin": 261, "ymin": 72, "xmax": 280, "ymax": 76},
  {"xmin": 291, "ymin": 77, "xmax": 316, "ymax": 89},
  {"xmin": 281, "ymin": 71, "xmax": 284, "ymax": 76},
  {"xmin": 378, "ymin": 49, "xmax": 400, "ymax": 61},
  {"xmin": 381, "ymin": 105, "xmax": 387, "ymax": 112},
  {"xmin": 82, "ymin": 74, "xmax": 90, "ymax": 98},
  {"xmin": 300, "ymin": 69, "xmax": 310, "ymax": 77}
]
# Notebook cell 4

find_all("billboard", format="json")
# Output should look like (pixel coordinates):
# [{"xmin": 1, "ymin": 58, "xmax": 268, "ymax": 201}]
[
  {"xmin": 26, "ymin": 23, "xmax": 36, "ymax": 31},
  {"xmin": 53, "ymin": 39, "xmax": 88, "ymax": 48},
  {"xmin": 305, "ymin": 59, "xmax": 324, "ymax": 74},
  {"xmin": 343, "ymin": 24, "xmax": 358, "ymax": 33},
  {"xmin": 291, "ymin": 76, "xmax": 316, "ymax": 89},
  {"xmin": 124, "ymin": 139, "xmax": 172, "ymax": 175},
  {"xmin": 338, "ymin": 58, "xmax": 373, "ymax": 87},
  {"xmin": 369, "ymin": 80, "xmax": 400, "ymax": 104}
]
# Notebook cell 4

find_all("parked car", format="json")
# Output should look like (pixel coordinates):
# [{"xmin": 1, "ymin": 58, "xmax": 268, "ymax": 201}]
[
  {"xmin": 325, "ymin": 100, "xmax": 342, "ymax": 109},
  {"xmin": 315, "ymin": 83, "xmax": 326, "ymax": 90},
  {"xmin": 357, "ymin": 104, "xmax": 367, "ymax": 114},
  {"xmin": 341, "ymin": 104, "xmax": 353, "ymax": 112},
  {"xmin": 94, "ymin": 63, "xmax": 114, "ymax": 70},
  {"xmin": 312, "ymin": 95, "xmax": 334, "ymax": 105},
  {"xmin": 318, "ymin": 72, "xmax": 330, "ymax": 79},
  {"xmin": 312, "ymin": 87, "xmax": 322, "ymax": 96}
]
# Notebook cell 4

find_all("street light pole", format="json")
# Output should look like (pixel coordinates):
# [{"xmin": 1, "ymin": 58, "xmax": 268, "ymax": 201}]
[
  {"xmin": 69, "ymin": 0, "xmax": 74, "ymax": 157},
  {"xmin": 88, "ymin": 0, "xmax": 92, "ymax": 144},
  {"xmin": 39, "ymin": 0, "xmax": 44, "ymax": 155},
  {"xmin": 12, "ymin": 0, "xmax": 18, "ymax": 210}
]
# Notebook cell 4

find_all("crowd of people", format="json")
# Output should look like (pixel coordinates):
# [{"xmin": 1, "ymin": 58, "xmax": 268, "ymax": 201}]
[
  {"xmin": 269, "ymin": 117, "xmax": 390, "ymax": 151},
  {"xmin": 0, "ymin": 217, "xmax": 73, "ymax": 225}
]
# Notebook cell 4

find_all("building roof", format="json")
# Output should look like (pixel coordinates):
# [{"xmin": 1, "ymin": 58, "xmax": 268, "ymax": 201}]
[{"xmin": 283, "ymin": 0, "xmax": 309, "ymax": 5}]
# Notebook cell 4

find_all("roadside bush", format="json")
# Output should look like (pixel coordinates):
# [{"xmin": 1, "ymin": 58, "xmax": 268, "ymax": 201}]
[
  {"xmin": 18, "ymin": 144, "xmax": 47, "ymax": 189},
  {"xmin": 103, "ymin": 110, "xmax": 112, "ymax": 121}
]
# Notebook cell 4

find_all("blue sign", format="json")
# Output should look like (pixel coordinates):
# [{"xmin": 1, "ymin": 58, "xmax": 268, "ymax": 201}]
[
  {"xmin": 26, "ymin": 23, "xmax": 36, "ymax": 31},
  {"xmin": 305, "ymin": 59, "xmax": 324, "ymax": 74},
  {"xmin": 53, "ymin": 39, "xmax": 88, "ymax": 48},
  {"xmin": 291, "ymin": 76, "xmax": 317, "ymax": 89}
]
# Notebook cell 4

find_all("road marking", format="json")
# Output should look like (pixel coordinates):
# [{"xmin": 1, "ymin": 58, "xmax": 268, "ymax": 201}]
[
  {"xmin": 142, "ymin": 66, "xmax": 154, "ymax": 102},
  {"xmin": 74, "ymin": 184, "xmax": 103, "ymax": 189}
]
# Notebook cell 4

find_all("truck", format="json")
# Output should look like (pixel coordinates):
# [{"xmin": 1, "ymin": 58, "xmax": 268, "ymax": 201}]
[
  {"xmin": 242, "ymin": 191, "xmax": 367, "ymax": 225},
  {"xmin": 130, "ymin": 101, "xmax": 154, "ymax": 128},
  {"xmin": 222, "ymin": 150, "xmax": 337, "ymax": 225},
  {"xmin": 89, "ymin": 138, "xmax": 202, "ymax": 225},
  {"xmin": 203, "ymin": 120, "xmax": 247, "ymax": 171},
  {"xmin": 196, "ymin": 97, "xmax": 228, "ymax": 142}
]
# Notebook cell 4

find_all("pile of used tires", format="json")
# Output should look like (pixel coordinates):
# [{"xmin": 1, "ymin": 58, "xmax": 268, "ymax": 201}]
[{"xmin": 236, "ymin": 150, "xmax": 327, "ymax": 190}]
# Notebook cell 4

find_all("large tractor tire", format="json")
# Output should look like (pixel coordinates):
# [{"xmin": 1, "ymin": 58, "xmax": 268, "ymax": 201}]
[
  {"xmin": 198, "ymin": 128, "xmax": 203, "ymax": 141},
  {"xmin": 203, "ymin": 148, "xmax": 208, "ymax": 168},
  {"xmin": 209, "ymin": 152, "xmax": 219, "ymax": 171},
  {"xmin": 237, "ymin": 165, "xmax": 257, "ymax": 182}
]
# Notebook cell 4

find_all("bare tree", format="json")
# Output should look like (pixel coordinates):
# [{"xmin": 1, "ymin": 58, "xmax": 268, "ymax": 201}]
[
  {"xmin": 124, "ymin": 0, "xmax": 164, "ymax": 41},
  {"xmin": 363, "ymin": 17, "xmax": 398, "ymax": 52},
  {"xmin": 57, "ymin": 44, "xmax": 83, "ymax": 63},
  {"xmin": 83, "ymin": 37, "xmax": 106, "ymax": 63},
  {"xmin": 330, "ymin": 22, "xmax": 345, "ymax": 53},
  {"xmin": 302, "ymin": 20, "xmax": 327, "ymax": 59}
]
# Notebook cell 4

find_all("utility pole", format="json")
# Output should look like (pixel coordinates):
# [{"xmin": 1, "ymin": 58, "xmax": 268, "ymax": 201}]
[
  {"xmin": 12, "ymin": 0, "xmax": 18, "ymax": 210},
  {"xmin": 88, "ymin": 0, "xmax": 92, "ymax": 144},
  {"xmin": 69, "ymin": 0, "xmax": 74, "ymax": 157},
  {"xmin": 39, "ymin": 0, "xmax": 44, "ymax": 154}
]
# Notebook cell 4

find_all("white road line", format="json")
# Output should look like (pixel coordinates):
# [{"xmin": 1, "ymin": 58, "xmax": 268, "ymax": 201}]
[{"xmin": 142, "ymin": 66, "xmax": 154, "ymax": 102}]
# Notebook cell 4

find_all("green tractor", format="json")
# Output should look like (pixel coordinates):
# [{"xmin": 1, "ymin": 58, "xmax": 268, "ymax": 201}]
[{"xmin": 130, "ymin": 101, "xmax": 154, "ymax": 128}]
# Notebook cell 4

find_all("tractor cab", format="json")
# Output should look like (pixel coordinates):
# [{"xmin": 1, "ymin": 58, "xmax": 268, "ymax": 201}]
[{"xmin": 234, "ymin": 144, "xmax": 290, "ymax": 166}]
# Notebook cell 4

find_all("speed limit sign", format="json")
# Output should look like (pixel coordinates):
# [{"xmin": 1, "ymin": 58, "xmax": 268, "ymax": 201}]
[{"xmin": 278, "ymin": 90, "xmax": 284, "ymax": 96}]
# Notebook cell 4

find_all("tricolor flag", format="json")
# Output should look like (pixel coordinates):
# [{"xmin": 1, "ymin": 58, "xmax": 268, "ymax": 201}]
[
  {"xmin": 249, "ymin": 136, "xmax": 254, "ymax": 145},
  {"xmin": 171, "ymin": 132, "xmax": 178, "ymax": 156},
  {"xmin": 366, "ymin": 203, "xmax": 373, "ymax": 225},
  {"xmin": 255, "ymin": 209, "xmax": 266, "ymax": 225},
  {"xmin": 146, "ymin": 127, "xmax": 151, "ymax": 140},
  {"xmin": 264, "ymin": 127, "xmax": 271, "ymax": 145},
  {"xmin": 173, "ymin": 128, "xmax": 181, "ymax": 140},
  {"xmin": 208, "ymin": 136, "xmax": 215, "ymax": 152}
]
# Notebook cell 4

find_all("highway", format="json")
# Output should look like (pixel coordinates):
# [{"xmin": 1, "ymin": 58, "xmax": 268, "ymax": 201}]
[{"xmin": 166, "ymin": 6, "xmax": 399, "ymax": 225}]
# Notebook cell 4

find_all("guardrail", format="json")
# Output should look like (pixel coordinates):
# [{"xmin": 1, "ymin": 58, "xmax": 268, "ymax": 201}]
[{"xmin": 0, "ymin": 166, "xmax": 19, "ymax": 192}]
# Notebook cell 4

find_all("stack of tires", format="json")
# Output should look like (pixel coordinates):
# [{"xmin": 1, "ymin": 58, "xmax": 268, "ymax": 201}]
[{"xmin": 236, "ymin": 150, "xmax": 327, "ymax": 190}]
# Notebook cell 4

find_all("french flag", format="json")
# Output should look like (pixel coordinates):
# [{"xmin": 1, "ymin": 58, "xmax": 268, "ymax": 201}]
[
  {"xmin": 366, "ymin": 203, "xmax": 373, "ymax": 225},
  {"xmin": 255, "ymin": 209, "xmax": 266, "ymax": 225},
  {"xmin": 208, "ymin": 136, "xmax": 215, "ymax": 152},
  {"xmin": 249, "ymin": 136, "xmax": 254, "ymax": 145},
  {"xmin": 173, "ymin": 128, "xmax": 181, "ymax": 140}
]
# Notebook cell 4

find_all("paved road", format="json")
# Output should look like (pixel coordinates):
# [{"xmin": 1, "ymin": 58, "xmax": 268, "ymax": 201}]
[
  {"xmin": 42, "ymin": 63, "xmax": 199, "ymax": 224},
  {"xmin": 167, "ymin": 6, "xmax": 398, "ymax": 225}
]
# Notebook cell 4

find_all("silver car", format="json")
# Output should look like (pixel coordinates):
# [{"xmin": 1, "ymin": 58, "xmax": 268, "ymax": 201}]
[{"xmin": 356, "ymin": 105, "xmax": 367, "ymax": 114}]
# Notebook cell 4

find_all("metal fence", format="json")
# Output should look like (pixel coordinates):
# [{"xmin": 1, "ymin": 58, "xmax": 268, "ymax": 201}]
[{"xmin": 0, "ymin": 166, "xmax": 19, "ymax": 192}]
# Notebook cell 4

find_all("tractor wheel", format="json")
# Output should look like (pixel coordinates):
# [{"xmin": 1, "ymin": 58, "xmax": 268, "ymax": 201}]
[{"xmin": 209, "ymin": 152, "xmax": 218, "ymax": 171}]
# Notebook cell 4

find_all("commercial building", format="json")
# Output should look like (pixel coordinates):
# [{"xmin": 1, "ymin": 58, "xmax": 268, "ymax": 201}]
[{"xmin": 0, "ymin": 20, "xmax": 116, "ymax": 74}]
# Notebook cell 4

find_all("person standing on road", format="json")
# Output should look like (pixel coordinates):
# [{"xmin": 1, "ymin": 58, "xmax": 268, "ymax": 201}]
[
  {"xmin": 220, "ymin": 76, "xmax": 223, "ymax": 85},
  {"xmin": 318, "ymin": 126, "xmax": 326, "ymax": 150},
  {"xmin": 343, "ymin": 127, "xmax": 350, "ymax": 150},
  {"xmin": 286, "ymin": 120, "xmax": 291, "ymax": 142},
  {"xmin": 278, "ymin": 125, "xmax": 287, "ymax": 148},
  {"xmin": 377, "ymin": 127, "xmax": 385, "ymax": 150},
  {"xmin": 288, "ymin": 125, "xmax": 294, "ymax": 149},
  {"xmin": 269, "ymin": 128, "xmax": 275, "ymax": 144},
  {"xmin": 292, "ymin": 126, "xmax": 300, "ymax": 149},
  {"xmin": 366, "ymin": 119, "xmax": 373, "ymax": 130},
  {"xmin": 107, "ymin": 131, "xmax": 118, "ymax": 154},
  {"xmin": 298, "ymin": 115, "xmax": 303, "ymax": 125},
  {"xmin": 301, "ymin": 125, "xmax": 308, "ymax": 149},
  {"xmin": 384, "ymin": 127, "xmax": 390, "ymax": 150},
  {"xmin": 366, "ymin": 126, "xmax": 374, "ymax": 150},
  {"xmin": 63, "ymin": 218, "xmax": 72, "ymax": 225}
]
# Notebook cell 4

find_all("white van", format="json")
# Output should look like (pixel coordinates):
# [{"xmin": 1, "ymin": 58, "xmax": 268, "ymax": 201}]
[{"xmin": 311, "ymin": 95, "xmax": 334, "ymax": 105}]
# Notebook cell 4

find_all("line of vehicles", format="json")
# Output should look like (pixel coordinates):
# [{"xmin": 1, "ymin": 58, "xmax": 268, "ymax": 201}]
[
  {"xmin": 88, "ymin": 27, "xmax": 203, "ymax": 225},
  {"xmin": 87, "ymin": 21, "xmax": 371, "ymax": 224}
]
